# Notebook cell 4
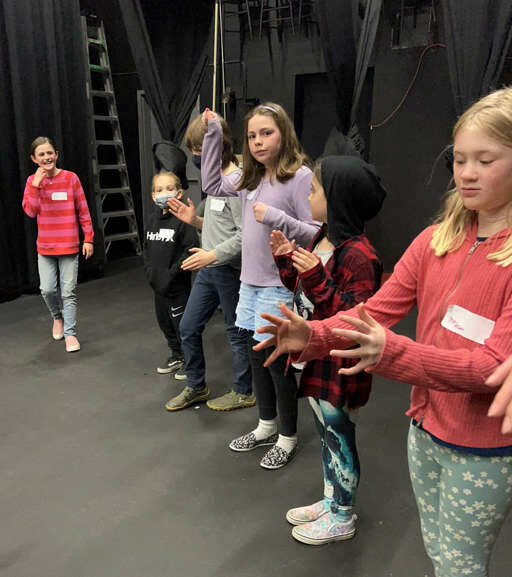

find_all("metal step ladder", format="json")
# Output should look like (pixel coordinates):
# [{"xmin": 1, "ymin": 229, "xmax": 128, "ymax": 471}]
[{"xmin": 81, "ymin": 14, "xmax": 141, "ymax": 258}]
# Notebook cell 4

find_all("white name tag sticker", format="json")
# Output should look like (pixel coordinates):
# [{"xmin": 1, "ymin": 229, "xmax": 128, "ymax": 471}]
[
  {"xmin": 159, "ymin": 228, "xmax": 175, "ymax": 242},
  {"xmin": 441, "ymin": 304, "xmax": 495, "ymax": 344},
  {"xmin": 210, "ymin": 198, "xmax": 226, "ymax": 212},
  {"xmin": 52, "ymin": 192, "xmax": 67, "ymax": 201}
]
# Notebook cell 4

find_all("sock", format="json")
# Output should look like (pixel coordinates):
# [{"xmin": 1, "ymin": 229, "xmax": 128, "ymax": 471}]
[
  {"xmin": 331, "ymin": 505, "xmax": 353, "ymax": 522},
  {"xmin": 275, "ymin": 433, "xmax": 297, "ymax": 453},
  {"xmin": 252, "ymin": 418, "xmax": 277, "ymax": 441}
]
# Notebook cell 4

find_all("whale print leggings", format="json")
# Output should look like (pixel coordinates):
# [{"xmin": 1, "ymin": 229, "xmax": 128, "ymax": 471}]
[{"xmin": 309, "ymin": 397, "xmax": 360, "ymax": 521}]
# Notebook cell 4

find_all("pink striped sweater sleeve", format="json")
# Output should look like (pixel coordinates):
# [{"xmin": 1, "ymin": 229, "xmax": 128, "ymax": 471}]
[
  {"xmin": 22, "ymin": 179, "xmax": 41, "ymax": 217},
  {"xmin": 72, "ymin": 173, "xmax": 94, "ymax": 243}
]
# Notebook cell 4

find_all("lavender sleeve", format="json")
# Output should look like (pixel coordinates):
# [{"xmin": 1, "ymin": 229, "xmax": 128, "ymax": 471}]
[
  {"xmin": 201, "ymin": 118, "xmax": 240, "ymax": 197},
  {"xmin": 262, "ymin": 169, "xmax": 320, "ymax": 247}
]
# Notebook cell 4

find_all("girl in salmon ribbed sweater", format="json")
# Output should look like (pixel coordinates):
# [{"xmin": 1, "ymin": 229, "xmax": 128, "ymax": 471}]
[
  {"xmin": 22, "ymin": 137, "xmax": 94, "ymax": 353},
  {"xmin": 255, "ymin": 88, "xmax": 512, "ymax": 575}
]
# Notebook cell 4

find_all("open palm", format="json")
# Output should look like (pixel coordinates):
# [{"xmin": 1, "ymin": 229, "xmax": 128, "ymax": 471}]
[
  {"xmin": 269, "ymin": 230, "xmax": 295, "ymax": 256},
  {"xmin": 168, "ymin": 197, "xmax": 195, "ymax": 224}
]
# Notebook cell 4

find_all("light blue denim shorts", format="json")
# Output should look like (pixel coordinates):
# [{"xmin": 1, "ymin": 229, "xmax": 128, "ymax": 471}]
[{"xmin": 236, "ymin": 282, "xmax": 294, "ymax": 342}]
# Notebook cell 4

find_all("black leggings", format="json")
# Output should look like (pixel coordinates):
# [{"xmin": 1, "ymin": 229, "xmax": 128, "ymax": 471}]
[{"xmin": 248, "ymin": 338, "xmax": 298, "ymax": 436}]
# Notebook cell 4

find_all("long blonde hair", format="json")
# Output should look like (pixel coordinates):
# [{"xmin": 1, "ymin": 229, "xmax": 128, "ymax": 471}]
[
  {"xmin": 431, "ymin": 87, "xmax": 512, "ymax": 266},
  {"xmin": 237, "ymin": 102, "xmax": 308, "ymax": 191}
]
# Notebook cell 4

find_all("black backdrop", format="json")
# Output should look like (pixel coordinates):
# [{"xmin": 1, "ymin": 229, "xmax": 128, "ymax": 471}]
[
  {"xmin": 2, "ymin": 0, "xmax": 511, "ymax": 303},
  {"xmin": 0, "ymin": 0, "xmax": 96, "ymax": 302},
  {"xmin": 119, "ymin": 0, "xmax": 214, "ymax": 146},
  {"xmin": 441, "ymin": 0, "xmax": 512, "ymax": 115}
]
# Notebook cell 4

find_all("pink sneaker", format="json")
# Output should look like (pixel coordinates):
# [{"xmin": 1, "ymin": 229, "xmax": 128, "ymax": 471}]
[
  {"xmin": 65, "ymin": 336, "xmax": 81, "ymax": 353},
  {"xmin": 291, "ymin": 512, "xmax": 357, "ymax": 545},
  {"xmin": 52, "ymin": 319, "xmax": 64, "ymax": 340},
  {"xmin": 286, "ymin": 500, "xmax": 328, "ymax": 526}
]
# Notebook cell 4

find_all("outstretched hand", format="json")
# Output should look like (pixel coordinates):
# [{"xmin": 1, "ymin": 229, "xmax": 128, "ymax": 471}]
[
  {"xmin": 329, "ymin": 303, "xmax": 385, "ymax": 375},
  {"xmin": 253, "ymin": 303, "xmax": 311, "ymax": 366},
  {"xmin": 168, "ymin": 197, "xmax": 195, "ymax": 224},
  {"xmin": 487, "ymin": 356, "xmax": 512, "ymax": 434},
  {"xmin": 181, "ymin": 247, "xmax": 216, "ymax": 271},
  {"xmin": 269, "ymin": 230, "xmax": 295, "ymax": 256}
]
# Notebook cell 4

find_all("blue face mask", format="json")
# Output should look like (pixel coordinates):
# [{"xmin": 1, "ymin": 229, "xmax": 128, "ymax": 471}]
[
  {"xmin": 154, "ymin": 193, "xmax": 176, "ymax": 209},
  {"xmin": 191, "ymin": 155, "xmax": 201, "ymax": 169}
]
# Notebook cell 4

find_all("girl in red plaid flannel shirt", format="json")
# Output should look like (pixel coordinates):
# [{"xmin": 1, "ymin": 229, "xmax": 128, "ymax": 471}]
[{"xmin": 271, "ymin": 155, "xmax": 386, "ymax": 545}]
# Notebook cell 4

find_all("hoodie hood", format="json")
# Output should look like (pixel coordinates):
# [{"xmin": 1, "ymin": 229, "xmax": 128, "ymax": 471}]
[{"xmin": 321, "ymin": 155, "xmax": 387, "ymax": 245}]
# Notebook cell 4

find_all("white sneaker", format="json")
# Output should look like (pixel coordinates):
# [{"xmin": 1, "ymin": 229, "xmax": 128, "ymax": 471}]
[
  {"xmin": 286, "ymin": 500, "xmax": 328, "ymax": 525},
  {"xmin": 291, "ymin": 513, "xmax": 357, "ymax": 545},
  {"xmin": 65, "ymin": 336, "xmax": 81, "ymax": 352}
]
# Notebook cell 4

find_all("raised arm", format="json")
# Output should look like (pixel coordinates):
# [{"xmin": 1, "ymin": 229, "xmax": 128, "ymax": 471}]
[{"xmin": 201, "ymin": 117, "xmax": 240, "ymax": 198}]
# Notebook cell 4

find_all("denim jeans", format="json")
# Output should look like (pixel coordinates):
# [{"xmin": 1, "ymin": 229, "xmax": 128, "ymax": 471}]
[
  {"xmin": 38, "ymin": 253, "xmax": 79, "ymax": 337},
  {"xmin": 235, "ymin": 282, "xmax": 294, "ymax": 342},
  {"xmin": 179, "ymin": 265, "xmax": 251, "ymax": 394}
]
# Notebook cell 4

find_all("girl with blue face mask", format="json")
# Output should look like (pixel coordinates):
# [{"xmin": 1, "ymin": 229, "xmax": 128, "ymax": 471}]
[
  {"xmin": 144, "ymin": 172, "xmax": 199, "ymax": 377},
  {"xmin": 152, "ymin": 172, "xmax": 181, "ymax": 209}
]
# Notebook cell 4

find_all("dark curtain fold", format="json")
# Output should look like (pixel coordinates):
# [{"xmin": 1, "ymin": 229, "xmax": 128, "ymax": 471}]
[
  {"xmin": 118, "ymin": 0, "xmax": 214, "ymax": 145},
  {"xmin": 317, "ymin": 0, "xmax": 356, "ymax": 134},
  {"xmin": 0, "ymin": 0, "xmax": 95, "ymax": 302},
  {"xmin": 350, "ymin": 0, "xmax": 382, "ymax": 127},
  {"xmin": 317, "ymin": 0, "xmax": 381, "ymax": 155},
  {"xmin": 441, "ymin": 0, "xmax": 512, "ymax": 115},
  {"xmin": 117, "ymin": 0, "xmax": 172, "ymax": 141}
]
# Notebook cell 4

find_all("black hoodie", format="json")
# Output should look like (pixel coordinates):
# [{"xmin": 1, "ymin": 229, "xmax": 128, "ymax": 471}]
[
  {"xmin": 143, "ymin": 207, "xmax": 199, "ymax": 297},
  {"xmin": 320, "ymin": 155, "xmax": 387, "ymax": 245}
]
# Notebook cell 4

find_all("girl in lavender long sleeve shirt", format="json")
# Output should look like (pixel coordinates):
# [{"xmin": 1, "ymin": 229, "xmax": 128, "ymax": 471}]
[{"xmin": 201, "ymin": 103, "xmax": 320, "ymax": 470}]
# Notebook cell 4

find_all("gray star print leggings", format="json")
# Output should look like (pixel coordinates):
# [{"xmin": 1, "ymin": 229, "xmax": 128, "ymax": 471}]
[{"xmin": 408, "ymin": 423, "xmax": 512, "ymax": 577}]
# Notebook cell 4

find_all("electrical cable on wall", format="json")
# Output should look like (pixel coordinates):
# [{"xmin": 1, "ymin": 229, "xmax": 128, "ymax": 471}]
[{"xmin": 370, "ymin": 43, "xmax": 445, "ymax": 130}]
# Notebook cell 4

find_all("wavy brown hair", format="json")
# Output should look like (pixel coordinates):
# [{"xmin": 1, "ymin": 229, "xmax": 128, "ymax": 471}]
[
  {"xmin": 237, "ymin": 102, "xmax": 308, "ymax": 191},
  {"xmin": 184, "ymin": 113, "xmax": 236, "ymax": 170}
]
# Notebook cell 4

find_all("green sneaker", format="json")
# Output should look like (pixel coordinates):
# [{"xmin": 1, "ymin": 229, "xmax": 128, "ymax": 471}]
[
  {"xmin": 165, "ymin": 386, "xmax": 210, "ymax": 411},
  {"xmin": 206, "ymin": 390, "xmax": 256, "ymax": 411}
]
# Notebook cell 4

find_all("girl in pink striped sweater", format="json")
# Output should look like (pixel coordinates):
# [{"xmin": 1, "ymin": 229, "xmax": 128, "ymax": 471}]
[
  {"xmin": 22, "ymin": 137, "xmax": 94, "ymax": 353},
  {"xmin": 255, "ymin": 88, "xmax": 512, "ymax": 574}
]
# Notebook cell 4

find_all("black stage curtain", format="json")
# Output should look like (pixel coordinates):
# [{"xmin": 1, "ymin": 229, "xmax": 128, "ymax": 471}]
[
  {"xmin": 0, "ymin": 0, "xmax": 96, "ymax": 302},
  {"xmin": 317, "ymin": 0, "xmax": 381, "ymax": 154},
  {"xmin": 317, "ymin": 0, "xmax": 356, "ymax": 134},
  {"xmin": 350, "ymin": 0, "xmax": 382, "ymax": 127},
  {"xmin": 441, "ymin": 0, "xmax": 512, "ymax": 115},
  {"xmin": 119, "ymin": 0, "xmax": 214, "ymax": 145}
]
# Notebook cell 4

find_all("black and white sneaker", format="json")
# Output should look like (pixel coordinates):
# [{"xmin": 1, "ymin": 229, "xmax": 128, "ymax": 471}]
[
  {"xmin": 260, "ymin": 444, "xmax": 297, "ymax": 470},
  {"xmin": 157, "ymin": 357, "xmax": 184, "ymax": 374},
  {"xmin": 173, "ymin": 364, "xmax": 187, "ymax": 380}
]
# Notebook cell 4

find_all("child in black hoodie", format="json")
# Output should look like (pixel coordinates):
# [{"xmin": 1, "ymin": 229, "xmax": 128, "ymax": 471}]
[
  {"xmin": 270, "ymin": 156, "xmax": 386, "ymax": 545},
  {"xmin": 144, "ymin": 171, "xmax": 199, "ymax": 376}
]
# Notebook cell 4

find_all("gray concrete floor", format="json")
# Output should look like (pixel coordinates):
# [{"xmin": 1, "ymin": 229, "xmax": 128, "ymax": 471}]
[{"xmin": 1, "ymin": 259, "xmax": 511, "ymax": 577}]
